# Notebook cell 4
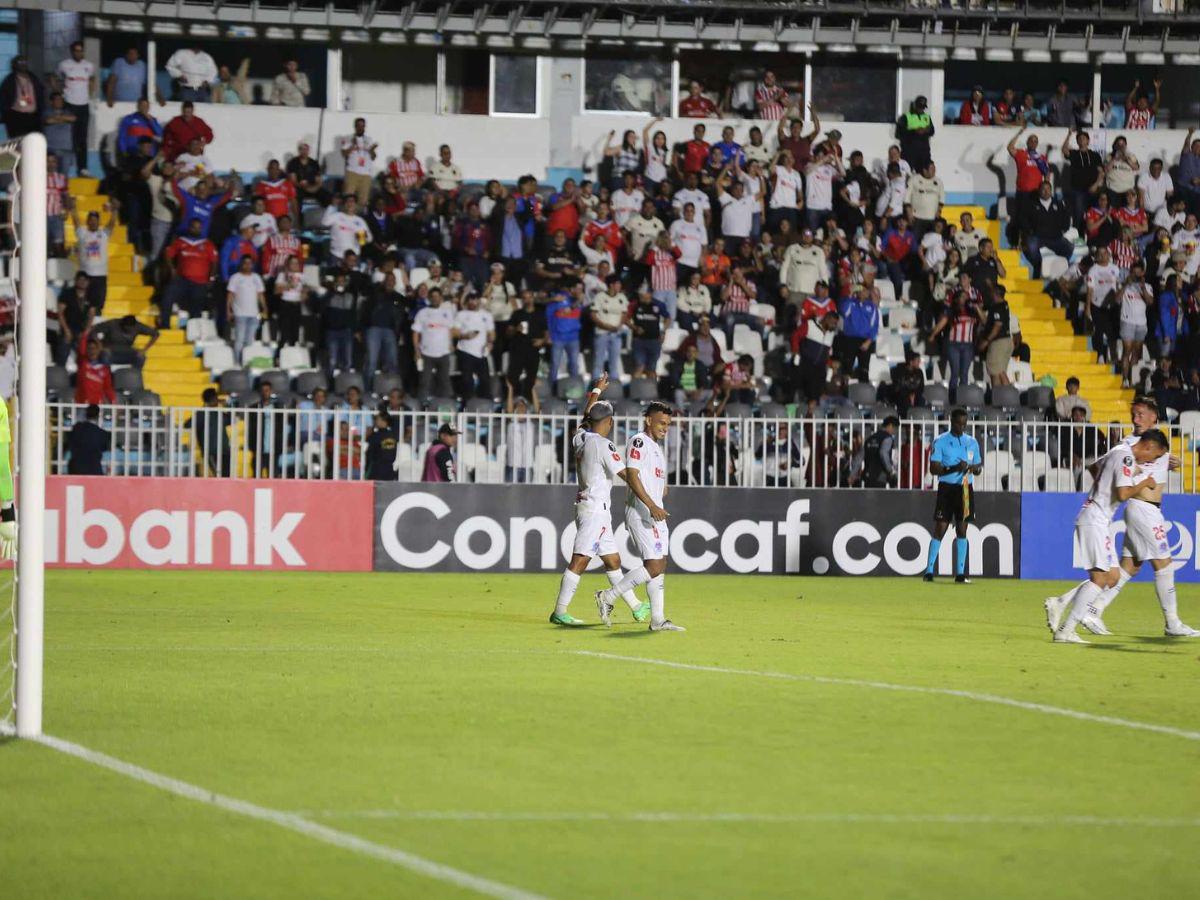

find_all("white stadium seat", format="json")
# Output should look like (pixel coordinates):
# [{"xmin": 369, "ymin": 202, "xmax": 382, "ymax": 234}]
[
  {"xmin": 876, "ymin": 333, "xmax": 906, "ymax": 362},
  {"xmin": 203, "ymin": 343, "xmax": 236, "ymax": 375}
]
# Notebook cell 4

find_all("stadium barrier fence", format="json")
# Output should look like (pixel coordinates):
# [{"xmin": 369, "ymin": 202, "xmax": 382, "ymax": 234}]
[{"xmin": 46, "ymin": 403, "xmax": 1200, "ymax": 495}]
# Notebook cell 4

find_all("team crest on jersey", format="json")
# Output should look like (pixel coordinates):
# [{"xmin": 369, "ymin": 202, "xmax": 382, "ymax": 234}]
[
  {"xmin": 612, "ymin": 453, "xmax": 622, "ymax": 462},
  {"xmin": 607, "ymin": 442, "xmax": 616, "ymax": 452},
  {"xmin": 632, "ymin": 437, "xmax": 644, "ymax": 448},
  {"xmin": 655, "ymin": 467, "xmax": 663, "ymax": 478}
]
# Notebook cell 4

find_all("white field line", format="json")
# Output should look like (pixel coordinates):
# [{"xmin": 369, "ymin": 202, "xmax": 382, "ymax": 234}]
[
  {"xmin": 297, "ymin": 810, "xmax": 1200, "ymax": 828},
  {"xmin": 572, "ymin": 650, "xmax": 1200, "ymax": 743},
  {"xmin": 28, "ymin": 733, "xmax": 548, "ymax": 900}
]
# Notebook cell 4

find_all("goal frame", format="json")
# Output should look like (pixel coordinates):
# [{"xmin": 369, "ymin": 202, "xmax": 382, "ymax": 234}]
[{"xmin": 12, "ymin": 132, "xmax": 47, "ymax": 738}]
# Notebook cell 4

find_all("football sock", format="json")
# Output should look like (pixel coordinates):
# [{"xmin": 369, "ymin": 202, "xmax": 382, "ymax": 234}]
[
  {"xmin": 647, "ymin": 574, "xmax": 666, "ymax": 625},
  {"xmin": 954, "ymin": 538, "xmax": 968, "ymax": 576},
  {"xmin": 1155, "ymin": 567, "xmax": 1180, "ymax": 627},
  {"xmin": 1093, "ymin": 569, "xmax": 1131, "ymax": 616},
  {"xmin": 925, "ymin": 538, "xmax": 942, "ymax": 574},
  {"xmin": 554, "ymin": 570, "xmax": 581, "ymax": 616},
  {"xmin": 602, "ymin": 566, "xmax": 650, "ymax": 604},
  {"xmin": 605, "ymin": 569, "xmax": 641, "ymax": 611},
  {"xmin": 1059, "ymin": 581, "xmax": 1101, "ymax": 634}
]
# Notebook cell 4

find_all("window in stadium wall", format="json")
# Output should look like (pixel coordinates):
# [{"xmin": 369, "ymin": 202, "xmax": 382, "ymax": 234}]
[
  {"xmin": 107, "ymin": 36, "xmax": 327, "ymax": 106},
  {"xmin": 490, "ymin": 55, "xmax": 540, "ymax": 116},
  {"xmin": 810, "ymin": 55, "xmax": 897, "ymax": 124},
  {"xmin": 583, "ymin": 54, "xmax": 670, "ymax": 116},
  {"xmin": 342, "ymin": 46, "xmax": 438, "ymax": 113},
  {"xmin": 676, "ymin": 50, "xmax": 803, "ymax": 118},
  {"xmin": 943, "ymin": 60, "xmax": 1093, "ymax": 125},
  {"xmin": 443, "ymin": 48, "xmax": 489, "ymax": 115},
  {"xmin": 1094, "ymin": 62, "xmax": 1193, "ymax": 130}
]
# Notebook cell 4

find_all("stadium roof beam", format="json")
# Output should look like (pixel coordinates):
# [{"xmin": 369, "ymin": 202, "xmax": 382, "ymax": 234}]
[{"xmin": 56, "ymin": 0, "xmax": 1200, "ymax": 52}]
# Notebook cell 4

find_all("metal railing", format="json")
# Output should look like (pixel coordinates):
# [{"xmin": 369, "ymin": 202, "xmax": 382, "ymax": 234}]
[{"xmin": 45, "ymin": 402, "xmax": 1196, "ymax": 493}]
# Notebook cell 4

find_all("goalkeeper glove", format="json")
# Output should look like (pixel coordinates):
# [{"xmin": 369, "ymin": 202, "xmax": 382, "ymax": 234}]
[{"xmin": 0, "ymin": 520, "xmax": 15, "ymax": 561}]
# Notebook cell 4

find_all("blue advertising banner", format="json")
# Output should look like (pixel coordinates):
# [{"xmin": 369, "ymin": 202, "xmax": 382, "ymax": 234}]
[{"xmin": 1020, "ymin": 492, "xmax": 1200, "ymax": 581}]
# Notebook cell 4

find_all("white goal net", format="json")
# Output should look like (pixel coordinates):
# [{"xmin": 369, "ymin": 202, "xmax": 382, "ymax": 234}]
[{"xmin": 0, "ymin": 133, "xmax": 47, "ymax": 738}]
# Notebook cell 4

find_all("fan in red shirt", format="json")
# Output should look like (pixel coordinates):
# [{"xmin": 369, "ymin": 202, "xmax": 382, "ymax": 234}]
[
  {"xmin": 790, "ymin": 281, "xmax": 836, "ymax": 348},
  {"xmin": 958, "ymin": 88, "xmax": 992, "ymax": 126},
  {"xmin": 75, "ymin": 335, "xmax": 116, "ymax": 405},
  {"xmin": 160, "ymin": 219, "xmax": 219, "ymax": 327},
  {"xmin": 581, "ymin": 201, "xmax": 622, "ymax": 252},
  {"xmin": 678, "ymin": 123, "xmax": 711, "ymax": 176},
  {"xmin": 388, "ymin": 141, "xmax": 425, "ymax": 190},
  {"xmin": 253, "ymin": 159, "xmax": 298, "ymax": 221},
  {"xmin": 679, "ymin": 81, "xmax": 718, "ymax": 118},
  {"xmin": 261, "ymin": 217, "xmax": 304, "ymax": 279},
  {"xmin": 160, "ymin": 101, "xmax": 214, "ymax": 161}
]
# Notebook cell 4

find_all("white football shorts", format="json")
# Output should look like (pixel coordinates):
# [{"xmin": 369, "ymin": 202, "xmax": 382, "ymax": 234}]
[
  {"xmin": 1075, "ymin": 519, "xmax": 1118, "ymax": 572},
  {"xmin": 1122, "ymin": 498, "xmax": 1171, "ymax": 562},
  {"xmin": 625, "ymin": 507, "xmax": 670, "ymax": 561},
  {"xmin": 573, "ymin": 502, "xmax": 618, "ymax": 558}
]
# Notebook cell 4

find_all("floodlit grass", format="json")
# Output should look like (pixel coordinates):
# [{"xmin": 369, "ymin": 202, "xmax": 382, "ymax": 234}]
[{"xmin": 3, "ymin": 570, "xmax": 1198, "ymax": 899}]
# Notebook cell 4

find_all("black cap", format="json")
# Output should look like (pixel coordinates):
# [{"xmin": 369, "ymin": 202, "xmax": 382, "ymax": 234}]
[{"xmin": 438, "ymin": 423, "xmax": 460, "ymax": 436}]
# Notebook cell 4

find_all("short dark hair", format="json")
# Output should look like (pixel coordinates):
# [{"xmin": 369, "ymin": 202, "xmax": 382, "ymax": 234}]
[
  {"xmin": 950, "ymin": 407, "xmax": 968, "ymax": 421},
  {"xmin": 883, "ymin": 416, "xmax": 900, "ymax": 429},
  {"xmin": 644, "ymin": 401, "xmax": 673, "ymax": 418},
  {"xmin": 1066, "ymin": 377, "xmax": 1080, "ymax": 389},
  {"xmin": 1139, "ymin": 428, "xmax": 1169, "ymax": 451},
  {"xmin": 86, "ymin": 403, "xmax": 100, "ymax": 420},
  {"xmin": 202, "ymin": 388, "xmax": 219, "ymax": 404}
]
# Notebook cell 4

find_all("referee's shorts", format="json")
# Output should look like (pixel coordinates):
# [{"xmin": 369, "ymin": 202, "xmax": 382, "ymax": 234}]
[{"xmin": 933, "ymin": 480, "xmax": 975, "ymax": 524}]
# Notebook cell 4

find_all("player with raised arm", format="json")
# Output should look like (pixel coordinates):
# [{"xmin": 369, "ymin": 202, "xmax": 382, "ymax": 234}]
[
  {"xmin": 1044, "ymin": 398, "xmax": 1197, "ymax": 637},
  {"xmin": 549, "ymin": 375, "xmax": 651, "ymax": 627},
  {"xmin": 1049, "ymin": 428, "xmax": 1169, "ymax": 643},
  {"xmin": 595, "ymin": 401, "xmax": 684, "ymax": 632},
  {"xmin": 923, "ymin": 408, "xmax": 982, "ymax": 584}
]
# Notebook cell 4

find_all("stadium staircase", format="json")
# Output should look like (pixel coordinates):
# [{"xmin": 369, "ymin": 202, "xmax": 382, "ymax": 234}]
[
  {"xmin": 65, "ymin": 177, "xmax": 216, "ymax": 408},
  {"xmin": 943, "ymin": 205, "xmax": 1132, "ymax": 425}
]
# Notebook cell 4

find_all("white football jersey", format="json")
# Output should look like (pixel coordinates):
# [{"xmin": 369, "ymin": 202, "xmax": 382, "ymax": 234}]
[
  {"xmin": 1121, "ymin": 433, "xmax": 1169, "ymax": 491},
  {"xmin": 624, "ymin": 430, "xmax": 666, "ymax": 518},
  {"xmin": 1078, "ymin": 446, "xmax": 1138, "ymax": 527},
  {"xmin": 574, "ymin": 430, "xmax": 625, "ymax": 506}
]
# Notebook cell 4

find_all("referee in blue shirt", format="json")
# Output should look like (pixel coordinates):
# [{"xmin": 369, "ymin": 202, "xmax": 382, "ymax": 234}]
[{"xmin": 924, "ymin": 408, "xmax": 983, "ymax": 583}]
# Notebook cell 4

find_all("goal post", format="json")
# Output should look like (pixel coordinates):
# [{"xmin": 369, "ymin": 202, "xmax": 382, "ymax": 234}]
[{"xmin": 0, "ymin": 132, "xmax": 47, "ymax": 738}]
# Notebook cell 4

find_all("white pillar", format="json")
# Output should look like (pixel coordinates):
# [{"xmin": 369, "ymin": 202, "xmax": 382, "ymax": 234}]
[
  {"xmin": 1092, "ymin": 66, "xmax": 1102, "ymax": 128},
  {"xmin": 436, "ymin": 50, "xmax": 446, "ymax": 114},
  {"xmin": 15, "ymin": 132, "xmax": 47, "ymax": 739},
  {"xmin": 803, "ymin": 57, "xmax": 813, "ymax": 119},
  {"xmin": 147, "ymin": 39, "xmax": 157, "ymax": 103},
  {"xmin": 670, "ymin": 57, "xmax": 680, "ymax": 117},
  {"xmin": 326, "ymin": 47, "xmax": 343, "ymax": 111}
]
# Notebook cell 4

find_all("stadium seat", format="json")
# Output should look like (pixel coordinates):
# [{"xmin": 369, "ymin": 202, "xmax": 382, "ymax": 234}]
[
  {"xmin": 732, "ymin": 325, "xmax": 763, "ymax": 357},
  {"xmin": 709, "ymin": 328, "xmax": 727, "ymax": 348},
  {"xmin": 540, "ymin": 397, "xmax": 569, "ymax": 416},
  {"xmin": 662, "ymin": 327, "xmax": 688, "ymax": 355},
  {"xmin": 723, "ymin": 402, "xmax": 753, "ymax": 419},
  {"xmin": 876, "ymin": 333, "xmax": 906, "ymax": 362},
  {"xmin": 1017, "ymin": 407, "xmax": 1046, "ymax": 422},
  {"xmin": 294, "ymin": 371, "xmax": 328, "ymax": 396},
  {"xmin": 458, "ymin": 442, "xmax": 487, "ymax": 473},
  {"xmin": 759, "ymin": 402, "xmax": 788, "ymax": 419},
  {"xmin": 533, "ymin": 444, "xmax": 559, "ymax": 483},
  {"xmin": 203, "ymin": 343, "xmax": 236, "ymax": 375},
  {"xmin": 876, "ymin": 280, "xmax": 896, "ymax": 303},
  {"xmin": 871, "ymin": 403, "xmax": 898, "ymax": 420},
  {"xmin": 257, "ymin": 370, "xmax": 290, "ymax": 394},
  {"xmin": 888, "ymin": 306, "xmax": 917, "ymax": 332},
  {"xmin": 112, "ymin": 367, "xmax": 143, "ymax": 395},
  {"xmin": 980, "ymin": 450, "xmax": 1014, "ymax": 491},
  {"xmin": 46, "ymin": 365, "xmax": 71, "ymax": 398},
  {"xmin": 848, "ymin": 382, "xmax": 877, "ymax": 408},
  {"xmin": 867, "ymin": 356, "xmax": 891, "ymax": 384},
  {"xmin": 533, "ymin": 379, "xmax": 552, "ymax": 400},
  {"xmin": 47, "ymin": 257, "xmax": 78, "ymax": 282},
  {"xmin": 241, "ymin": 342, "xmax": 275, "ymax": 367},
  {"xmin": 371, "ymin": 372, "xmax": 403, "ymax": 396},
  {"xmin": 629, "ymin": 379, "xmax": 658, "ymax": 401},
  {"xmin": 556, "ymin": 375, "xmax": 586, "ymax": 401},
  {"xmin": 1007, "ymin": 359, "xmax": 1035, "ymax": 385},
  {"xmin": 279, "ymin": 345, "xmax": 312, "ymax": 371},
  {"xmin": 1041, "ymin": 256, "xmax": 1069, "ymax": 281},
  {"xmin": 1043, "ymin": 468, "xmax": 1078, "ymax": 492},
  {"xmin": 394, "ymin": 458, "xmax": 420, "ymax": 482},
  {"xmin": 1179, "ymin": 411, "xmax": 1200, "ymax": 447},
  {"xmin": 924, "ymin": 383, "xmax": 949, "ymax": 410},
  {"xmin": 1024, "ymin": 385, "xmax": 1054, "ymax": 412},
  {"xmin": 130, "ymin": 389, "xmax": 161, "ymax": 407},
  {"xmin": 186, "ymin": 317, "xmax": 218, "ymax": 343},
  {"xmin": 955, "ymin": 384, "xmax": 985, "ymax": 410},
  {"xmin": 476, "ymin": 459, "xmax": 506, "ymax": 483},
  {"xmin": 1018, "ymin": 450, "xmax": 1053, "ymax": 491},
  {"xmin": 334, "ymin": 371, "xmax": 365, "ymax": 395},
  {"xmin": 750, "ymin": 302, "xmax": 776, "ymax": 328},
  {"xmin": 218, "ymin": 368, "xmax": 251, "ymax": 396},
  {"xmin": 599, "ymin": 380, "xmax": 623, "ymax": 401},
  {"xmin": 464, "ymin": 397, "xmax": 495, "ymax": 414},
  {"xmin": 991, "ymin": 385, "xmax": 1021, "ymax": 410},
  {"xmin": 906, "ymin": 406, "xmax": 937, "ymax": 421},
  {"xmin": 614, "ymin": 399, "xmax": 643, "ymax": 417},
  {"xmin": 302, "ymin": 265, "xmax": 322, "ymax": 289}
]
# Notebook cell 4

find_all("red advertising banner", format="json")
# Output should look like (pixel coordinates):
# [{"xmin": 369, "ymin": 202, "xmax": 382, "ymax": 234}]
[{"xmin": 45, "ymin": 476, "xmax": 374, "ymax": 571}]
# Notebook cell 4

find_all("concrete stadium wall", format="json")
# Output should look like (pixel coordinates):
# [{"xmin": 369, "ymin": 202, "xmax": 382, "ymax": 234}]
[{"xmin": 93, "ymin": 101, "xmax": 1194, "ymax": 206}]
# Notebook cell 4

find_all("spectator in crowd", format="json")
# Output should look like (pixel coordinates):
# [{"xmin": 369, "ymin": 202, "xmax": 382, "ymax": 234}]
[
  {"xmin": 340, "ymin": 118, "xmax": 378, "ymax": 206},
  {"xmin": 754, "ymin": 70, "xmax": 789, "ymax": 120},
  {"xmin": 194, "ymin": 388, "xmax": 231, "ymax": 477},
  {"xmin": 1180, "ymin": 128, "xmax": 1200, "ymax": 217},
  {"xmin": 880, "ymin": 216, "xmax": 917, "ymax": 300},
  {"xmin": 0, "ymin": 56, "xmax": 43, "ymax": 139},
  {"xmin": 905, "ymin": 161, "xmax": 944, "ymax": 240},
  {"xmin": 212, "ymin": 60, "xmax": 251, "ymax": 105},
  {"xmin": 93, "ymin": 314, "xmax": 159, "ymax": 369},
  {"xmin": 315, "ymin": 271, "xmax": 359, "ymax": 375},
  {"xmin": 835, "ymin": 284, "xmax": 880, "ymax": 379},
  {"xmin": 779, "ymin": 227, "xmax": 826, "ymax": 306},
  {"xmin": 1125, "ymin": 78, "xmax": 1162, "ymax": 130},
  {"xmin": 669, "ymin": 342, "xmax": 711, "ymax": 407},
  {"xmin": 422, "ymin": 423, "xmax": 458, "ymax": 482},
  {"xmin": 55, "ymin": 273, "xmax": 95, "ymax": 367},
  {"xmin": 165, "ymin": 46, "xmax": 218, "ymax": 101},
  {"xmin": 627, "ymin": 287, "xmax": 668, "ymax": 379},
  {"xmin": 1063, "ymin": 405, "xmax": 1107, "ymax": 471},
  {"xmin": 429, "ymin": 144, "xmax": 464, "ymax": 193},
  {"xmin": 1137, "ymin": 157, "xmax": 1174, "ymax": 225},
  {"xmin": 170, "ymin": 174, "xmax": 232, "ymax": 239},
  {"xmin": 146, "ymin": 157, "xmax": 177, "ymax": 259},
  {"xmin": 888, "ymin": 348, "xmax": 926, "ymax": 414},
  {"xmin": 255, "ymin": 158, "xmax": 299, "ymax": 224},
  {"xmin": 1104, "ymin": 136, "xmax": 1140, "ymax": 208},
  {"xmin": 74, "ymin": 336, "xmax": 116, "ymax": 405},
  {"xmin": 679, "ymin": 80, "xmax": 718, "ymax": 118},
  {"xmin": 926, "ymin": 289, "xmax": 984, "ymax": 388},
  {"xmin": 359, "ymin": 271, "xmax": 407, "ymax": 391},
  {"xmin": 545, "ymin": 286, "xmax": 583, "ymax": 386},
  {"xmin": 676, "ymin": 270, "xmax": 713, "ymax": 332},
  {"xmin": 389, "ymin": 140, "xmax": 425, "ymax": 194},
  {"xmin": 1062, "ymin": 128, "xmax": 1104, "ymax": 231},
  {"xmin": 1118, "ymin": 262, "xmax": 1153, "ymax": 388},
  {"xmin": 71, "ymin": 200, "xmax": 118, "ymax": 313},
  {"xmin": 793, "ymin": 309, "xmax": 838, "ymax": 407},
  {"xmin": 117, "ymin": 98, "xmax": 163, "ymax": 159},
  {"xmin": 958, "ymin": 87, "xmax": 992, "ymax": 126},
  {"xmin": 896, "ymin": 96, "xmax": 934, "ymax": 172},
  {"xmin": 413, "ymin": 287, "xmax": 455, "ymax": 397},
  {"xmin": 66, "ymin": 404, "xmax": 109, "ymax": 475},
  {"xmin": 271, "ymin": 60, "xmax": 311, "ymax": 107},
  {"xmin": 453, "ymin": 292, "xmax": 494, "ymax": 398},
  {"xmin": 55, "ymin": 42, "xmax": 95, "ymax": 176},
  {"xmin": 273, "ymin": 255, "xmax": 308, "ymax": 346},
  {"xmin": 1022, "ymin": 180, "xmax": 1073, "ymax": 279},
  {"xmin": 1006, "ymin": 126, "xmax": 1050, "ymax": 247},
  {"xmin": 322, "ymin": 194, "xmax": 370, "ymax": 262},
  {"xmin": 161, "ymin": 217, "xmax": 218, "ymax": 326},
  {"xmin": 978, "ymin": 285, "xmax": 1014, "ymax": 386},
  {"xmin": 365, "ymin": 411, "xmax": 399, "ymax": 481},
  {"xmin": 1085, "ymin": 245, "xmax": 1121, "ymax": 364},
  {"xmin": 106, "ymin": 46, "xmax": 148, "ymax": 105},
  {"xmin": 1044, "ymin": 81, "xmax": 1075, "ymax": 128},
  {"xmin": 219, "ymin": 222, "xmax": 258, "ymax": 284},
  {"xmin": 590, "ymin": 274, "xmax": 626, "ymax": 379},
  {"xmin": 505, "ymin": 290, "xmax": 547, "ymax": 399},
  {"xmin": 286, "ymin": 141, "xmax": 328, "ymax": 207},
  {"xmin": 1055, "ymin": 376, "xmax": 1092, "ymax": 421},
  {"xmin": 43, "ymin": 92, "xmax": 76, "ymax": 174},
  {"xmin": 721, "ymin": 263, "xmax": 765, "ymax": 348},
  {"xmin": 161, "ymin": 101, "xmax": 213, "ymax": 160},
  {"xmin": 226, "ymin": 254, "xmax": 267, "ymax": 363},
  {"xmin": 47, "ymin": 153, "xmax": 69, "ymax": 257}
]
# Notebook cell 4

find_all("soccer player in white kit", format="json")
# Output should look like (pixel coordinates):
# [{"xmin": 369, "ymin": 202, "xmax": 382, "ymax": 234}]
[
  {"xmin": 549, "ymin": 376, "xmax": 651, "ymax": 626},
  {"xmin": 1047, "ymin": 428, "xmax": 1168, "ymax": 643},
  {"xmin": 595, "ymin": 401, "xmax": 685, "ymax": 632},
  {"xmin": 1050, "ymin": 398, "xmax": 1198, "ymax": 637}
]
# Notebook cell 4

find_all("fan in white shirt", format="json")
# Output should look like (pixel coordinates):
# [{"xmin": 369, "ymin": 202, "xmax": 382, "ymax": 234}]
[
  {"xmin": 611, "ymin": 180, "xmax": 645, "ymax": 228},
  {"xmin": 595, "ymin": 402, "xmax": 685, "ymax": 632},
  {"xmin": 668, "ymin": 209, "xmax": 708, "ymax": 268},
  {"xmin": 57, "ymin": 50, "xmax": 95, "ymax": 106},
  {"xmin": 550, "ymin": 379, "xmax": 649, "ymax": 627},
  {"xmin": 1136, "ymin": 162, "xmax": 1173, "ymax": 217},
  {"xmin": 240, "ymin": 200, "xmax": 278, "ymax": 249},
  {"xmin": 321, "ymin": 197, "xmax": 370, "ymax": 261},
  {"xmin": 770, "ymin": 164, "xmax": 803, "ymax": 210},
  {"xmin": 174, "ymin": 150, "xmax": 214, "ymax": 191}
]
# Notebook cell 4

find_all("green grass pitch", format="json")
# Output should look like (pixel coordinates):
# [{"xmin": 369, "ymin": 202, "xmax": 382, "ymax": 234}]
[{"xmin": 2, "ymin": 570, "xmax": 1198, "ymax": 899}]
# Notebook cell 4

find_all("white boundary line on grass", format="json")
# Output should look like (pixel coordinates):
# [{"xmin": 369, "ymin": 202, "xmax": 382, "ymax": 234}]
[
  {"xmin": 298, "ymin": 810, "xmax": 1200, "ymax": 828},
  {"xmin": 27, "ymin": 732, "xmax": 549, "ymax": 900},
  {"xmin": 572, "ymin": 650, "xmax": 1200, "ymax": 743}
]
